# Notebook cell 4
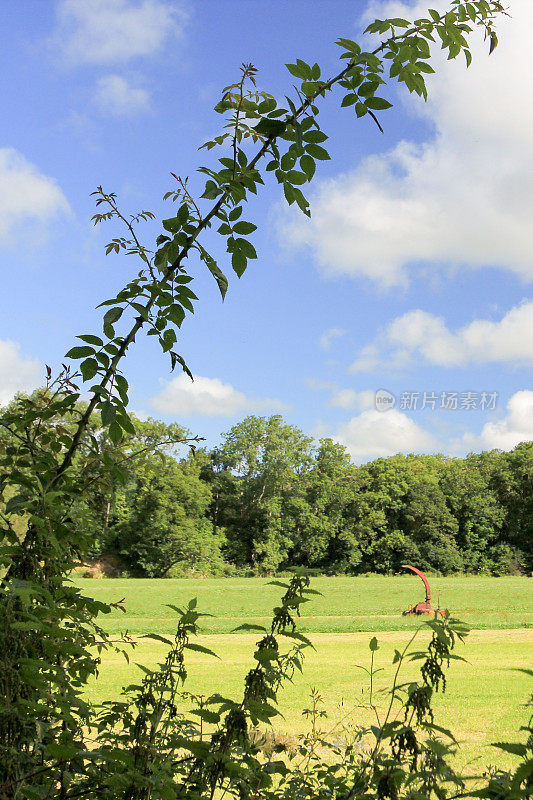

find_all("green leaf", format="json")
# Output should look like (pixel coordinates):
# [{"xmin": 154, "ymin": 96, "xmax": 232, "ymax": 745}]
[
  {"xmin": 388, "ymin": 17, "xmax": 409, "ymax": 27},
  {"xmin": 300, "ymin": 154, "xmax": 315, "ymax": 180},
  {"xmin": 284, "ymin": 182, "xmax": 296, "ymax": 205},
  {"xmin": 232, "ymin": 250, "xmax": 247, "ymax": 278},
  {"xmin": 341, "ymin": 93, "xmax": 358, "ymax": 107},
  {"xmin": 108, "ymin": 420, "xmax": 122, "ymax": 444},
  {"xmin": 302, "ymin": 129, "xmax": 328, "ymax": 143},
  {"xmin": 232, "ymin": 221, "xmax": 257, "ymax": 235},
  {"xmin": 424, "ymin": 722, "xmax": 458, "ymax": 743},
  {"xmin": 190, "ymin": 708, "xmax": 221, "ymax": 724},
  {"xmin": 177, "ymin": 203, "xmax": 189, "ymax": 224},
  {"xmin": 228, "ymin": 206, "xmax": 242, "ymax": 221},
  {"xmin": 364, "ymin": 96, "xmax": 393, "ymax": 110},
  {"xmin": 184, "ymin": 642, "xmax": 220, "ymax": 658},
  {"xmin": 232, "ymin": 624, "xmax": 267, "ymax": 633},
  {"xmin": 203, "ymin": 255, "xmax": 228, "ymax": 300},
  {"xmin": 286, "ymin": 170, "xmax": 307, "ymax": 185},
  {"xmin": 286, "ymin": 62, "xmax": 309, "ymax": 79},
  {"xmin": 77, "ymin": 334, "xmax": 103, "ymax": 346},
  {"xmin": 142, "ymin": 633, "xmax": 174, "ymax": 645},
  {"xmin": 162, "ymin": 216, "xmax": 181, "ymax": 233},
  {"xmin": 304, "ymin": 143, "xmax": 330, "ymax": 160},
  {"xmin": 280, "ymin": 631, "xmax": 314, "ymax": 648},
  {"xmin": 291, "ymin": 186, "xmax": 310, "ymax": 216},
  {"xmin": 80, "ymin": 358, "xmax": 98, "ymax": 381},
  {"xmin": 254, "ymin": 647, "xmax": 279, "ymax": 664},
  {"xmin": 166, "ymin": 604, "xmax": 184, "ymax": 615},
  {"xmin": 254, "ymin": 118, "xmax": 286, "ymax": 138},
  {"xmin": 491, "ymin": 742, "xmax": 528, "ymax": 757},
  {"xmin": 280, "ymin": 152, "xmax": 296, "ymax": 171},
  {"xmin": 168, "ymin": 304, "xmax": 186, "ymax": 327},
  {"xmin": 358, "ymin": 81, "xmax": 380, "ymax": 98},
  {"xmin": 100, "ymin": 401, "xmax": 116, "ymax": 427},
  {"xmin": 103, "ymin": 307, "xmax": 123, "ymax": 327},
  {"xmin": 117, "ymin": 412, "xmax": 135, "ymax": 435},
  {"xmin": 65, "ymin": 346, "xmax": 95, "ymax": 359},
  {"xmin": 355, "ymin": 102, "xmax": 368, "ymax": 117}
]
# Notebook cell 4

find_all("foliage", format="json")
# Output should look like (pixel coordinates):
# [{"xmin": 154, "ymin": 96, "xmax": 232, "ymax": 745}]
[
  {"xmin": 117, "ymin": 454, "xmax": 222, "ymax": 578},
  {"xmin": 201, "ymin": 424, "xmax": 532, "ymax": 576},
  {"xmin": 3, "ymin": 2, "xmax": 531, "ymax": 799}
]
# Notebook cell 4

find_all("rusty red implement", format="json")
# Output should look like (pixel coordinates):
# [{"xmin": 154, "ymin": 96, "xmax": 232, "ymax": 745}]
[{"xmin": 401, "ymin": 564, "xmax": 444, "ymax": 616}]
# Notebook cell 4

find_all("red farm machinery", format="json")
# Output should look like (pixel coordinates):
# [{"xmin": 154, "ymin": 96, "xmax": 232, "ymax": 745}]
[{"xmin": 401, "ymin": 564, "xmax": 444, "ymax": 617}]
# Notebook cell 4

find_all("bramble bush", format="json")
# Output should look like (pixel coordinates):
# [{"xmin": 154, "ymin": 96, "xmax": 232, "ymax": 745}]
[{"xmin": 1, "ymin": 2, "xmax": 531, "ymax": 798}]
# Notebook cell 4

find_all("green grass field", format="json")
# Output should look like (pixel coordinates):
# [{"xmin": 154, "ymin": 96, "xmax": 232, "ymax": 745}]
[
  {"xmin": 75, "ymin": 575, "xmax": 533, "ymax": 634},
  {"xmin": 76, "ymin": 576, "xmax": 533, "ymax": 773}
]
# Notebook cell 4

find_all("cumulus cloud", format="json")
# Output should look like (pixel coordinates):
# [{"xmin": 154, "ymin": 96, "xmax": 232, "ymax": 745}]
[
  {"xmin": 150, "ymin": 374, "xmax": 288, "ymax": 417},
  {"xmin": 0, "ymin": 148, "xmax": 70, "ymax": 243},
  {"xmin": 283, "ymin": 0, "xmax": 533, "ymax": 286},
  {"xmin": 351, "ymin": 301, "xmax": 533, "ymax": 371},
  {"xmin": 52, "ymin": 0, "xmax": 186, "ymax": 66},
  {"xmin": 307, "ymin": 379, "xmax": 377, "ymax": 410},
  {"xmin": 462, "ymin": 390, "xmax": 533, "ymax": 452},
  {"xmin": 329, "ymin": 388, "xmax": 375, "ymax": 410},
  {"xmin": 0, "ymin": 341, "xmax": 42, "ymax": 407},
  {"xmin": 334, "ymin": 408, "xmax": 439, "ymax": 462},
  {"xmin": 94, "ymin": 74, "xmax": 151, "ymax": 115},
  {"xmin": 319, "ymin": 327, "xmax": 346, "ymax": 350}
]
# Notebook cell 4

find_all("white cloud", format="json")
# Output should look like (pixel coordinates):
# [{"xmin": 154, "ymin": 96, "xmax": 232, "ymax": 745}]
[
  {"xmin": 283, "ymin": 0, "xmax": 533, "ymax": 286},
  {"xmin": 329, "ymin": 388, "xmax": 375, "ymax": 410},
  {"xmin": 463, "ymin": 390, "xmax": 533, "ymax": 452},
  {"xmin": 307, "ymin": 379, "xmax": 376, "ymax": 411},
  {"xmin": 351, "ymin": 301, "xmax": 533, "ymax": 371},
  {"xmin": 0, "ymin": 341, "xmax": 42, "ymax": 407},
  {"xmin": 94, "ymin": 74, "xmax": 151, "ymax": 115},
  {"xmin": 0, "ymin": 148, "xmax": 70, "ymax": 243},
  {"xmin": 350, "ymin": 344, "xmax": 380, "ymax": 373},
  {"xmin": 319, "ymin": 327, "xmax": 346, "ymax": 350},
  {"xmin": 150, "ymin": 374, "xmax": 288, "ymax": 417},
  {"xmin": 53, "ymin": 0, "xmax": 186, "ymax": 66},
  {"xmin": 334, "ymin": 408, "xmax": 439, "ymax": 462}
]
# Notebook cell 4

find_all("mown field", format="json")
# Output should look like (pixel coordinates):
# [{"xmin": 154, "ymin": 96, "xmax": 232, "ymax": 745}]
[
  {"xmin": 77, "ymin": 576, "xmax": 533, "ymax": 774},
  {"xmin": 75, "ymin": 575, "xmax": 532, "ymax": 634}
]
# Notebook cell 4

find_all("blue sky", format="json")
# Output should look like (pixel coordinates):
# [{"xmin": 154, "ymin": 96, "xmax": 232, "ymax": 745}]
[{"xmin": 1, "ymin": 0, "xmax": 532, "ymax": 462}]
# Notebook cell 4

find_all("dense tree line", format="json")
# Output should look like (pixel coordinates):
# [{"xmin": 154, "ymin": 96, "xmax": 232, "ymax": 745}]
[{"xmin": 2, "ymin": 398, "xmax": 531, "ymax": 577}]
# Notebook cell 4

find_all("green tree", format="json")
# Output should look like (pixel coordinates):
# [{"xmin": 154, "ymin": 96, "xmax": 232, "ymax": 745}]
[
  {"xmin": 439, "ymin": 454, "xmax": 506, "ymax": 572},
  {"xmin": 285, "ymin": 438, "xmax": 355, "ymax": 569},
  {"xmin": 491, "ymin": 442, "xmax": 533, "ymax": 572},
  {"xmin": 118, "ymin": 453, "xmax": 222, "ymax": 577},
  {"xmin": 400, "ymin": 458, "xmax": 462, "ymax": 573},
  {"xmin": 213, "ymin": 415, "xmax": 314, "ymax": 570}
]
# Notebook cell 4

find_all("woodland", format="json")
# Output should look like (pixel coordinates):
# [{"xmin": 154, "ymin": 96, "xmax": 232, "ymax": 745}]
[{"xmin": 3, "ymin": 403, "xmax": 529, "ymax": 579}]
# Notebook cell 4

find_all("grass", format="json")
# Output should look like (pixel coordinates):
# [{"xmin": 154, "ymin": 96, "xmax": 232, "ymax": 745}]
[
  {"xmin": 75, "ymin": 576, "xmax": 533, "ymax": 773},
  {"xmin": 73, "ymin": 575, "xmax": 533, "ymax": 634}
]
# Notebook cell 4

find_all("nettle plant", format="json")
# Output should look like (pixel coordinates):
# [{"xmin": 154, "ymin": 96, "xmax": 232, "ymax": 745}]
[{"xmin": 1, "ymin": 2, "xmax": 531, "ymax": 798}]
